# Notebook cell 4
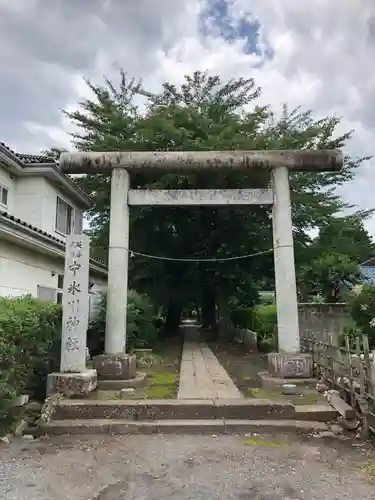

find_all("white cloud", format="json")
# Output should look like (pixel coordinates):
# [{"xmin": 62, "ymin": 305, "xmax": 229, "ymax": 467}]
[{"xmin": 0, "ymin": 0, "xmax": 375, "ymax": 236}]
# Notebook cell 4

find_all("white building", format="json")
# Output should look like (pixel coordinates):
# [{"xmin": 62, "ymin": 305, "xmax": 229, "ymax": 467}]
[{"xmin": 0, "ymin": 142, "xmax": 107, "ymax": 314}]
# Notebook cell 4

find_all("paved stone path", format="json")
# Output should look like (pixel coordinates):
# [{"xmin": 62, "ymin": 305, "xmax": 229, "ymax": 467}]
[{"xmin": 178, "ymin": 325, "xmax": 243, "ymax": 399}]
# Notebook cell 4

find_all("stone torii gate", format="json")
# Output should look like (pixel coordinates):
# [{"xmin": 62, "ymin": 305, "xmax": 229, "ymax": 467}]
[{"xmin": 58, "ymin": 149, "xmax": 342, "ymax": 391}]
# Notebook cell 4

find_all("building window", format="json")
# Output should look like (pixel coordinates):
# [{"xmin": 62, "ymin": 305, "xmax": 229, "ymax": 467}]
[
  {"xmin": 74, "ymin": 209, "xmax": 83, "ymax": 234},
  {"xmin": 57, "ymin": 274, "xmax": 64, "ymax": 289},
  {"xmin": 55, "ymin": 197, "xmax": 83, "ymax": 235},
  {"xmin": 56, "ymin": 197, "xmax": 73, "ymax": 234},
  {"xmin": 57, "ymin": 274, "xmax": 64, "ymax": 305},
  {"xmin": 37, "ymin": 286, "xmax": 57, "ymax": 302},
  {"xmin": 0, "ymin": 184, "xmax": 8, "ymax": 207}
]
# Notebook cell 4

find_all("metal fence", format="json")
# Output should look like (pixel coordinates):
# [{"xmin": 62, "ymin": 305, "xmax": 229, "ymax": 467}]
[{"xmin": 301, "ymin": 332, "xmax": 375, "ymax": 438}]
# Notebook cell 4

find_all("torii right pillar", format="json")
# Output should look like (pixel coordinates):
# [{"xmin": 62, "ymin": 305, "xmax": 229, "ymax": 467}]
[{"xmin": 268, "ymin": 165, "xmax": 313, "ymax": 378}]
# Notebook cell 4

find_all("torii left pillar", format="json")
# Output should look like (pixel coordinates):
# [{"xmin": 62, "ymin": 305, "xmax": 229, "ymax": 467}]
[{"xmin": 93, "ymin": 168, "xmax": 137, "ymax": 389}]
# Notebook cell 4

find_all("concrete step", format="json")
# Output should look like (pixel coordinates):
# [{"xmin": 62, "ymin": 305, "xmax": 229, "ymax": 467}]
[
  {"xmin": 53, "ymin": 399, "xmax": 336, "ymax": 422},
  {"xmin": 54, "ymin": 398, "xmax": 295, "ymax": 421},
  {"xmin": 295, "ymin": 404, "xmax": 337, "ymax": 422},
  {"xmin": 40, "ymin": 418, "xmax": 330, "ymax": 436}
]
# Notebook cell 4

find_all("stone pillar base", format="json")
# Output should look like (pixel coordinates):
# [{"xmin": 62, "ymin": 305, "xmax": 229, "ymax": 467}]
[
  {"xmin": 93, "ymin": 354, "xmax": 137, "ymax": 381},
  {"xmin": 268, "ymin": 352, "xmax": 313, "ymax": 378},
  {"xmin": 47, "ymin": 369, "xmax": 97, "ymax": 397}
]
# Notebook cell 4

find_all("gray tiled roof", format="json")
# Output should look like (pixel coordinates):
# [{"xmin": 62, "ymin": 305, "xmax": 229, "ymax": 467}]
[
  {"xmin": 0, "ymin": 142, "xmax": 91, "ymax": 199},
  {"xmin": 0, "ymin": 142, "xmax": 55, "ymax": 164},
  {"xmin": 17, "ymin": 153, "xmax": 55, "ymax": 164}
]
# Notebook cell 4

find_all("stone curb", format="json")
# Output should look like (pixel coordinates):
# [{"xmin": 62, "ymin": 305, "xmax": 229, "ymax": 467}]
[
  {"xmin": 54, "ymin": 398, "xmax": 299, "ymax": 421},
  {"xmin": 39, "ymin": 418, "xmax": 330, "ymax": 436}
]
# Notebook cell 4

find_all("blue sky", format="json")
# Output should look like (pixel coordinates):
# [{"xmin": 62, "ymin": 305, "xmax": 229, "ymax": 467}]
[{"xmin": 199, "ymin": 0, "xmax": 274, "ymax": 63}]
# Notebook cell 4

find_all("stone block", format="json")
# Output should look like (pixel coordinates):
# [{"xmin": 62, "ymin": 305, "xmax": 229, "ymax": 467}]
[
  {"xmin": 54, "ymin": 400, "xmax": 139, "ymax": 420},
  {"xmin": 97, "ymin": 372, "xmax": 146, "ymax": 390},
  {"xmin": 119, "ymin": 388, "xmax": 135, "ymax": 399},
  {"xmin": 46, "ymin": 369, "xmax": 97, "ymax": 397},
  {"xmin": 94, "ymin": 354, "xmax": 136, "ymax": 380},
  {"xmin": 137, "ymin": 400, "xmax": 215, "ymax": 420},
  {"xmin": 258, "ymin": 371, "xmax": 317, "ymax": 388},
  {"xmin": 268, "ymin": 352, "xmax": 313, "ymax": 378},
  {"xmin": 214, "ymin": 399, "xmax": 295, "ymax": 419},
  {"xmin": 294, "ymin": 404, "xmax": 337, "ymax": 422}
]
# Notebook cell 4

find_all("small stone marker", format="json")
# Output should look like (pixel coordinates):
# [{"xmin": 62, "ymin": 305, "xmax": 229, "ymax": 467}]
[
  {"xmin": 119, "ymin": 388, "xmax": 135, "ymax": 399},
  {"xmin": 60, "ymin": 234, "xmax": 90, "ymax": 373},
  {"xmin": 282, "ymin": 384, "xmax": 297, "ymax": 395}
]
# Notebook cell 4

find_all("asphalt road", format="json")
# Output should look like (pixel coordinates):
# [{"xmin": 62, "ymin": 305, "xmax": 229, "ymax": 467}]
[{"xmin": 0, "ymin": 434, "xmax": 374, "ymax": 499}]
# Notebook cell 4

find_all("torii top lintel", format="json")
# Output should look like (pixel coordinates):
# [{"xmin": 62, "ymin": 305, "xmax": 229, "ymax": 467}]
[{"xmin": 59, "ymin": 149, "xmax": 343, "ymax": 174}]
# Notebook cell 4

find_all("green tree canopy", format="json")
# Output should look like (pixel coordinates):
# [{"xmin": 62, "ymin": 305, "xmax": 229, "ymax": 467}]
[
  {"xmin": 310, "ymin": 214, "xmax": 375, "ymax": 264},
  {"xmin": 60, "ymin": 70, "xmax": 367, "ymax": 330}
]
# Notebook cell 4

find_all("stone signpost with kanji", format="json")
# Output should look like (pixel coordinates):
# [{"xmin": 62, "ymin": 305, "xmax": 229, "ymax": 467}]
[
  {"xmin": 47, "ymin": 234, "xmax": 97, "ymax": 397},
  {"xmin": 60, "ymin": 234, "xmax": 90, "ymax": 372}
]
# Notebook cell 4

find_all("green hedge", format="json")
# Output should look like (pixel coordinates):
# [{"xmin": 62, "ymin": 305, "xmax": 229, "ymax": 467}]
[
  {"xmin": 350, "ymin": 284, "xmax": 375, "ymax": 348},
  {"xmin": 230, "ymin": 303, "xmax": 278, "ymax": 352},
  {"xmin": 87, "ymin": 290, "xmax": 160, "ymax": 355},
  {"xmin": 0, "ymin": 296, "xmax": 62, "ymax": 434}
]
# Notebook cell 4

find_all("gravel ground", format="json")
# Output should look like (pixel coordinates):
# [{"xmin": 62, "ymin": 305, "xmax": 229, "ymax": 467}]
[{"xmin": 0, "ymin": 434, "xmax": 374, "ymax": 500}]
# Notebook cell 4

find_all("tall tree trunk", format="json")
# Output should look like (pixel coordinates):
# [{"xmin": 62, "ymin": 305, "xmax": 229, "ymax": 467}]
[
  {"xmin": 217, "ymin": 289, "xmax": 234, "ymax": 341},
  {"xmin": 164, "ymin": 300, "xmax": 182, "ymax": 336},
  {"xmin": 199, "ymin": 263, "xmax": 218, "ymax": 335}
]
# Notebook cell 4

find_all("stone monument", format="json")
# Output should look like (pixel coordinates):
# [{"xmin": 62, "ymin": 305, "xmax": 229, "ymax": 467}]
[{"xmin": 47, "ymin": 234, "xmax": 97, "ymax": 396}]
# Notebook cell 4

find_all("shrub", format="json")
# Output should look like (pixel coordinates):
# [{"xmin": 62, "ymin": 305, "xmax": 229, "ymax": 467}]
[
  {"xmin": 340, "ymin": 316, "xmax": 363, "ymax": 347},
  {"xmin": 254, "ymin": 303, "xmax": 278, "ymax": 353},
  {"xmin": 350, "ymin": 284, "xmax": 375, "ymax": 348},
  {"xmin": 87, "ymin": 290, "xmax": 160, "ymax": 355},
  {"xmin": 254, "ymin": 304, "xmax": 277, "ymax": 337},
  {"xmin": 0, "ymin": 296, "xmax": 62, "ymax": 435},
  {"xmin": 230, "ymin": 307, "xmax": 253, "ymax": 329},
  {"xmin": 230, "ymin": 304, "xmax": 278, "ymax": 352}
]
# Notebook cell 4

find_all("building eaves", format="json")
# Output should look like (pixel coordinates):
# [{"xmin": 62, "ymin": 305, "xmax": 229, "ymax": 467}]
[
  {"xmin": 0, "ymin": 210, "xmax": 107, "ymax": 273},
  {"xmin": 0, "ymin": 142, "xmax": 92, "ymax": 202}
]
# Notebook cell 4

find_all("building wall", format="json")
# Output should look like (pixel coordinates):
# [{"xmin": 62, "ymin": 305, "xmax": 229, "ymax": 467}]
[
  {"xmin": 0, "ymin": 166, "xmax": 16, "ymax": 213},
  {"xmin": 13, "ymin": 177, "xmax": 46, "ymax": 228},
  {"xmin": 13, "ymin": 177, "xmax": 83, "ymax": 237},
  {"xmin": 0, "ymin": 239, "xmax": 62, "ymax": 296},
  {"xmin": 0, "ymin": 240, "xmax": 107, "ymax": 319}
]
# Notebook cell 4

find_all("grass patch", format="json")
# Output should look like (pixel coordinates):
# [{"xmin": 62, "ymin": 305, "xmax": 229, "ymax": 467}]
[
  {"xmin": 248, "ymin": 388, "xmax": 282, "ymax": 399},
  {"xmin": 148, "ymin": 372, "xmax": 178, "ymax": 385},
  {"xmin": 362, "ymin": 455, "xmax": 375, "ymax": 484},
  {"xmin": 88, "ymin": 340, "xmax": 182, "ymax": 400},
  {"xmin": 242, "ymin": 435, "xmax": 288, "ymax": 447},
  {"xmin": 248, "ymin": 387, "xmax": 322, "ymax": 405},
  {"xmin": 143, "ymin": 385, "xmax": 176, "ymax": 398}
]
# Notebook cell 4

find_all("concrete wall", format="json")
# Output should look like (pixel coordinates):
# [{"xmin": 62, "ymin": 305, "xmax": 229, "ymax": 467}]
[{"xmin": 298, "ymin": 303, "xmax": 348, "ymax": 345}]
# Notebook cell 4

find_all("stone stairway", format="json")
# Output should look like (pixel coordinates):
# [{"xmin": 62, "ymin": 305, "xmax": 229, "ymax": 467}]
[
  {"xmin": 40, "ymin": 326, "xmax": 338, "ymax": 436},
  {"xmin": 42, "ymin": 398, "xmax": 336, "ymax": 435}
]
